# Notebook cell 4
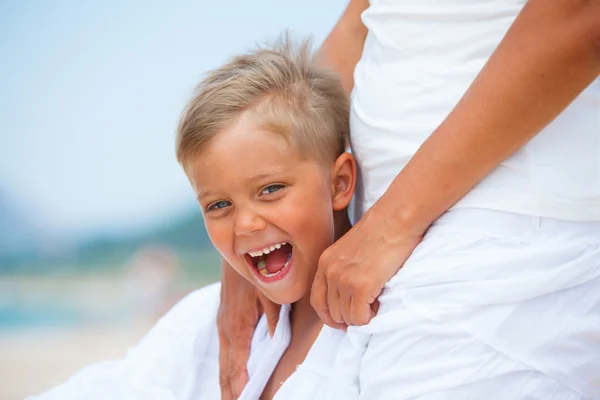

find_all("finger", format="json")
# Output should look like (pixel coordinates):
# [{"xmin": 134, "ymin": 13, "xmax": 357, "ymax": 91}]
[
  {"xmin": 228, "ymin": 331, "xmax": 252, "ymax": 398},
  {"xmin": 350, "ymin": 284, "xmax": 383, "ymax": 325},
  {"xmin": 327, "ymin": 285, "xmax": 344, "ymax": 325},
  {"xmin": 371, "ymin": 298, "xmax": 380, "ymax": 316},
  {"xmin": 311, "ymin": 269, "xmax": 346, "ymax": 330},
  {"xmin": 339, "ymin": 290, "xmax": 353, "ymax": 327},
  {"xmin": 350, "ymin": 291, "xmax": 375, "ymax": 326},
  {"xmin": 217, "ymin": 333, "xmax": 233, "ymax": 400},
  {"xmin": 256, "ymin": 296, "xmax": 264, "ymax": 316},
  {"xmin": 257, "ymin": 291, "xmax": 281, "ymax": 337}
]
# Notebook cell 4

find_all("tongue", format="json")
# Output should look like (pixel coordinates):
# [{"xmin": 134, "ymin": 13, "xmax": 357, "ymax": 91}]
[{"xmin": 265, "ymin": 247, "xmax": 289, "ymax": 273}]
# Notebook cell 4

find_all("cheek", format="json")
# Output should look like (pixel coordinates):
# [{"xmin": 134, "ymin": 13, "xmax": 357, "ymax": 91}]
[
  {"xmin": 289, "ymin": 189, "xmax": 335, "ymax": 246},
  {"xmin": 205, "ymin": 219, "xmax": 251, "ymax": 277},
  {"xmin": 204, "ymin": 220, "xmax": 233, "ymax": 257}
]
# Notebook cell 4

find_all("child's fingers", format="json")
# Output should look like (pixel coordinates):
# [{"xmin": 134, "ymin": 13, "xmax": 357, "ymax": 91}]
[
  {"xmin": 217, "ymin": 260, "xmax": 259, "ymax": 398},
  {"xmin": 257, "ymin": 291, "xmax": 281, "ymax": 337},
  {"xmin": 228, "ymin": 331, "xmax": 252, "ymax": 398},
  {"xmin": 217, "ymin": 331, "xmax": 233, "ymax": 400}
]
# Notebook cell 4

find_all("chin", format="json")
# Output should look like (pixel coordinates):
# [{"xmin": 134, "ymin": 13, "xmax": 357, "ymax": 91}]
[{"xmin": 262, "ymin": 287, "xmax": 305, "ymax": 306}]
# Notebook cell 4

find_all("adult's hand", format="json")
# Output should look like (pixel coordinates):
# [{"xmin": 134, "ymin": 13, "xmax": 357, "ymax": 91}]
[
  {"xmin": 217, "ymin": 259, "xmax": 280, "ymax": 399},
  {"xmin": 311, "ymin": 202, "xmax": 424, "ymax": 329}
]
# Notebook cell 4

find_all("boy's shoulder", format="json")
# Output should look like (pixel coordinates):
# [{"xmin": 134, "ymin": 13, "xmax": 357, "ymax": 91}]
[{"xmin": 119, "ymin": 282, "xmax": 222, "ymax": 384}]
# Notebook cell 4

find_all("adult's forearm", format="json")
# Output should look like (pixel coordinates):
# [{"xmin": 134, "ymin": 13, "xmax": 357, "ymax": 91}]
[
  {"xmin": 318, "ymin": 0, "xmax": 369, "ymax": 92},
  {"xmin": 378, "ymin": 0, "xmax": 600, "ymax": 236}
]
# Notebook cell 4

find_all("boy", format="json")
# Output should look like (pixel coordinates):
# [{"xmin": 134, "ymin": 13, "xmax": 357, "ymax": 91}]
[{"xmin": 31, "ymin": 37, "xmax": 358, "ymax": 399}]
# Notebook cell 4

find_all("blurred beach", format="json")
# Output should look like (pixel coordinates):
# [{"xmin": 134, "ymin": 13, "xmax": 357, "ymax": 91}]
[
  {"xmin": 0, "ymin": 318, "xmax": 152, "ymax": 399},
  {"xmin": 0, "ymin": 270, "xmax": 217, "ymax": 400}
]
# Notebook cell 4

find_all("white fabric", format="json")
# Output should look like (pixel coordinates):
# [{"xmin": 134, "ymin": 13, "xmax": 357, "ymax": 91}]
[
  {"xmin": 30, "ymin": 209, "xmax": 600, "ymax": 399},
  {"xmin": 345, "ymin": 1, "xmax": 600, "ymax": 398},
  {"xmin": 337, "ymin": 209, "xmax": 600, "ymax": 399},
  {"xmin": 351, "ymin": 0, "xmax": 600, "ymax": 222}
]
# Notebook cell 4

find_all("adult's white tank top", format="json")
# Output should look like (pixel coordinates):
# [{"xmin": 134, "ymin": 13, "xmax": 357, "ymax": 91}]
[{"xmin": 351, "ymin": 0, "xmax": 600, "ymax": 221}]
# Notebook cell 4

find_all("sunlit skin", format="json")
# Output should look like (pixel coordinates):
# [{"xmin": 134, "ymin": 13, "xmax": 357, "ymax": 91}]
[{"xmin": 186, "ymin": 110, "xmax": 354, "ymax": 306}]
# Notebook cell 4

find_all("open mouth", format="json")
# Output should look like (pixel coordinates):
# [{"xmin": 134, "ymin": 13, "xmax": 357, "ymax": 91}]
[{"xmin": 245, "ymin": 242, "xmax": 293, "ymax": 279}]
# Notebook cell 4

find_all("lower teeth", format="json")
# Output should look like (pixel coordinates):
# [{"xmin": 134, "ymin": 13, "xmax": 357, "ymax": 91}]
[{"xmin": 257, "ymin": 253, "xmax": 292, "ymax": 278}]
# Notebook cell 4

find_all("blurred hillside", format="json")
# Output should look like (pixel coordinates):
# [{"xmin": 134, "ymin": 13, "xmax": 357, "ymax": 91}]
[
  {"xmin": 0, "ymin": 190, "xmax": 42, "ymax": 266},
  {"xmin": 0, "ymin": 187, "xmax": 216, "ymax": 276}
]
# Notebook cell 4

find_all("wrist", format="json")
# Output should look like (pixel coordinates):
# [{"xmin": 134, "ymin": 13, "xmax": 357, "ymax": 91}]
[{"xmin": 371, "ymin": 188, "xmax": 432, "ymax": 239}]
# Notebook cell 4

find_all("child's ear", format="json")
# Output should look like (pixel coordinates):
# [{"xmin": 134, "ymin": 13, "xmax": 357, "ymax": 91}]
[{"xmin": 330, "ymin": 152, "xmax": 356, "ymax": 211}]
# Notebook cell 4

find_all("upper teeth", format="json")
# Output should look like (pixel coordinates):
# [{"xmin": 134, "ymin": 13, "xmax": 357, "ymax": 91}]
[{"xmin": 249, "ymin": 242, "xmax": 286, "ymax": 257}]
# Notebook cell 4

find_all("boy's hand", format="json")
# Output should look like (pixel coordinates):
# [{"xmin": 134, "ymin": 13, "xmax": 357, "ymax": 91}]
[{"xmin": 217, "ymin": 260, "xmax": 280, "ymax": 400}]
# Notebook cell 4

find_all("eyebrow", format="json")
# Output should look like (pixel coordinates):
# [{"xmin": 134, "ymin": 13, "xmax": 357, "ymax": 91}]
[
  {"xmin": 196, "ymin": 191, "xmax": 214, "ymax": 202},
  {"xmin": 248, "ymin": 172, "xmax": 278, "ymax": 182}
]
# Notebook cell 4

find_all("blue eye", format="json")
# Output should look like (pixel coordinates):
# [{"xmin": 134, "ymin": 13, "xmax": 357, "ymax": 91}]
[
  {"xmin": 261, "ymin": 184, "xmax": 283, "ymax": 195},
  {"xmin": 207, "ymin": 200, "xmax": 231, "ymax": 211}
]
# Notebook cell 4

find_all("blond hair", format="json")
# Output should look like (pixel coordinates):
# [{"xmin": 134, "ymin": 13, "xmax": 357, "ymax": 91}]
[{"xmin": 175, "ymin": 35, "xmax": 349, "ymax": 169}]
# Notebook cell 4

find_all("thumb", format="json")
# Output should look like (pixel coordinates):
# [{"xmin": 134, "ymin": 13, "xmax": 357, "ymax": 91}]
[{"xmin": 257, "ymin": 291, "xmax": 280, "ymax": 337}]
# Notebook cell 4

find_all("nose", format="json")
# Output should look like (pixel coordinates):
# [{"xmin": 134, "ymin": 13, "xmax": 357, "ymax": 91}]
[{"xmin": 234, "ymin": 208, "xmax": 266, "ymax": 236}]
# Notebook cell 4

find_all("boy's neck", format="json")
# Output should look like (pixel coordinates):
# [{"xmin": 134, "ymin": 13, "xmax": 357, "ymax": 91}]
[
  {"xmin": 290, "ymin": 292, "xmax": 322, "ymax": 336},
  {"xmin": 334, "ymin": 210, "xmax": 352, "ymax": 241},
  {"xmin": 289, "ymin": 210, "xmax": 351, "ymax": 331}
]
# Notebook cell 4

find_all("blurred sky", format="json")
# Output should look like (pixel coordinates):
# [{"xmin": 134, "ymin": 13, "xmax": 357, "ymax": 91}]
[{"xmin": 0, "ymin": 0, "xmax": 346, "ymax": 239}]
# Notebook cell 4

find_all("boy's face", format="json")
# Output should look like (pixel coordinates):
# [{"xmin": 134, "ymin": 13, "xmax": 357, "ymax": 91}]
[{"xmin": 187, "ymin": 112, "xmax": 352, "ymax": 305}]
